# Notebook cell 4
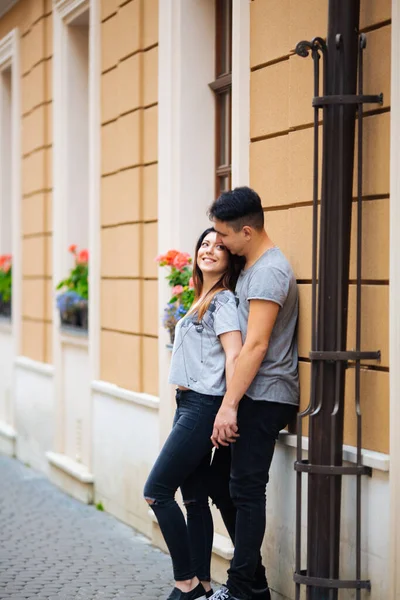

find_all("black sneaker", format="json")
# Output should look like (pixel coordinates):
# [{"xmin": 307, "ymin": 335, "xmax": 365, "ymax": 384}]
[
  {"xmin": 208, "ymin": 586, "xmax": 240, "ymax": 600},
  {"xmin": 251, "ymin": 586, "xmax": 271, "ymax": 600},
  {"xmin": 167, "ymin": 583, "xmax": 207, "ymax": 600},
  {"xmin": 206, "ymin": 590, "xmax": 214, "ymax": 599}
]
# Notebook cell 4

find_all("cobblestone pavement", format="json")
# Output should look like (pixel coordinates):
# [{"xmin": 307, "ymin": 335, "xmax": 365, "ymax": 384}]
[{"xmin": 0, "ymin": 455, "xmax": 175, "ymax": 600}]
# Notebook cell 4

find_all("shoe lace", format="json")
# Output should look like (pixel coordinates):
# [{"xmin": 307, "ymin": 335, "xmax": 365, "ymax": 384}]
[{"xmin": 214, "ymin": 588, "xmax": 231, "ymax": 600}]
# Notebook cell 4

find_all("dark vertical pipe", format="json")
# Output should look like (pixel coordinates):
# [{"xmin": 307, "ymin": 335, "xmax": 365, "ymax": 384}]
[{"xmin": 306, "ymin": 2, "xmax": 360, "ymax": 599}]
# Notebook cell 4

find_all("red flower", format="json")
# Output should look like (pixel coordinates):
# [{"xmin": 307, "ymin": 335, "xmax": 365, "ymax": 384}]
[
  {"xmin": 156, "ymin": 249, "xmax": 181, "ymax": 266},
  {"xmin": 0, "ymin": 254, "xmax": 11, "ymax": 271},
  {"xmin": 77, "ymin": 249, "xmax": 89, "ymax": 264},
  {"xmin": 68, "ymin": 244, "xmax": 77, "ymax": 254}
]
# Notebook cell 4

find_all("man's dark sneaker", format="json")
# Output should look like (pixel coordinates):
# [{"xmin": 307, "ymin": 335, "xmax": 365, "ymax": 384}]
[
  {"xmin": 251, "ymin": 586, "xmax": 271, "ymax": 600},
  {"xmin": 208, "ymin": 586, "xmax": 240, "ymax": 600},
  {"xmin": 167, "ymin": 582, "xmax": 207, "ymax": 600},
  {"xmin": 206, "ymin": 590, "xmax": 214, "ymax": 599}
]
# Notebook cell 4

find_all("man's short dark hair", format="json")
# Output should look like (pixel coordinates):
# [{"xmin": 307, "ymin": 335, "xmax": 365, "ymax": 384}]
[{"xmin": 208, "ymin": 186, "xmax": 264, "ymax": 232}]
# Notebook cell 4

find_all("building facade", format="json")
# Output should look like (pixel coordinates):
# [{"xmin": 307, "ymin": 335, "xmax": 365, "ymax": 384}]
[{"xmin": 0, "ymin": 0, "xmax": 397, "ymax": 598}]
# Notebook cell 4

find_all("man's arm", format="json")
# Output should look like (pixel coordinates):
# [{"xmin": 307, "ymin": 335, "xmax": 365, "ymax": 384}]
[{"xmin": 211, "ymin": 299, "xmax": 280, "ymax": 447}]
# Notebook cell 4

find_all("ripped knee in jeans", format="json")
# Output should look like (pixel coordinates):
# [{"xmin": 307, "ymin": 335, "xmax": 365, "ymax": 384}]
[{"xmin": 144, "ymin": 496, "xmax": 156, "ymax": 506}]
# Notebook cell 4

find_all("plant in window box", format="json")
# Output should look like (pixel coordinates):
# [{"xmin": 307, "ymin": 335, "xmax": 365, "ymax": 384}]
[
  {"xmin": 56, "ymin": 245, "xmax": 88, "ymax": 330},
  {"xmin": 156, "ymin": 250, "xmax": 194, "ymax": 344},
  {"xmin": 0, "ymin": 254, "xmax": 12, "ymax": 318}
]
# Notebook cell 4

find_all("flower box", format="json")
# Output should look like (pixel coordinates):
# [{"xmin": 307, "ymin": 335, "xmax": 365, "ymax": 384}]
[
  {"xmin": 0, "ymin": 297, "xmax": 11, "ymax": 318},
  {"xmin": 56, "ymin": 245, "xmax": 89, "ymax": 332},
  {"xmin": 58, "ymin": 293, "xmax": 88, "ymax": 330}
]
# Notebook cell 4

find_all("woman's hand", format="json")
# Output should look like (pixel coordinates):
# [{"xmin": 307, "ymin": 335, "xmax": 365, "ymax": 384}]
[{"xmin": 211, "ymin": 404, "xmax": 239, "ymax": 448}]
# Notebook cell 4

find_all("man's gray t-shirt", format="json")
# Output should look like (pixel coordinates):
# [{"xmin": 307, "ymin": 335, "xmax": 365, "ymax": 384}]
[
  {"xmin": 169, "ymin": 290, "xmax": 240, "ymax": 395},
  {"xmin": 236, "ymin": 247, "xmax": 299, "ymax": 405}
]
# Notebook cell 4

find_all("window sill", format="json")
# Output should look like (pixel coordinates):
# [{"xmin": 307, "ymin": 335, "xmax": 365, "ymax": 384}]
[
  {"xmin": 60, "ymin": 326, "xmax": 89, "ymax": 349},
  {"xmin": 0, "ymin": 316, "xmax": 12, "ymax": 334}
]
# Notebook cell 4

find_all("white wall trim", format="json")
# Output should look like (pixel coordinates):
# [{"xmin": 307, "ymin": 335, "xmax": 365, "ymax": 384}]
[
  {"xmin": 60, "ymin": 331, "xmax": 89, "ymax": 349},
  {"xmin": 278, "ymin": 432, "xmax": 390, "ymax": 473},
  {"xmin": 0, "ymin": 29, "xmax": 21, "ymax": 434},
  {"xmin": 15, "ymin": 355, "xmax": 55, "ymax": 377},
  {"xmin": 389, "ymin": 0, "xmax": 400, "ymax": 596},
  {"xmin": 46, "ymin": 450, "xmax": 94, "ymax": 483},
  {"xmin": 0, "ymin": 319, "xmax": 12, "ymax": 334},
  {"xmin": 0, "ymin": 29, "xmax": 21, "ymax": 356},
  {"xmin": 231, "ymin": 0, "xmax": 250, "ymax": 187},
  {"xmin": 54, "ymin": 0, "xmax": 89, "ymax": 22},
  {"xmin": 92, "ymin": 380, "xmax": 160, "ymax": 411},
  {"xmin": 158, "ymin": 0, "xmax": 216, "ymax": 446},
  {"xmin": 87, "ymin": 0, "xmax": 101, "ymax": 383},
  {"xmin": 0, "ymin": 420, "xmax": 16, "ymax": 439},
  {"xmin": 0, "ymin": 30, "xmax": 15, "ymax": 69},
  {"xmin": 148, "ymin": 509, "xmax": 234, "ymax": 560},
  {"xmin": 53, "ymin": 0, "xmax": 99, "ymax": 464}
]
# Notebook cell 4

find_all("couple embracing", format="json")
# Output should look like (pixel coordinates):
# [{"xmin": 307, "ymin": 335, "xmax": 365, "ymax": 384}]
[{"xmin": 144, "ymin": 187, "xmax": 299, "ymax": 600}]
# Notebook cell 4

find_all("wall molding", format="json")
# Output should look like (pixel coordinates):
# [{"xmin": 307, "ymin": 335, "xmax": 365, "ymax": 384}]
[
  {"xmin": 278, "ymin": 432, "xmax": 390, "ymax": 473},
  {"xmin": 15, "ymin": 356, "xmax": 55, "ymax": 377},
  {"xmin": 232, "ymin": 0, "xmax": 250, "ymax": 187},
  {"xmin": 0, "ymin": 420, "xmax": 16, "ymax": 440},
  {"xmin": 53, "ymin": 0, "xmax": 100, "ymax": 466},
  {"xmin": 0, "ymin": 30, "xmax": 15, "ymax": 68},
  {"xmin": 46, "ymin": 450, "xmax": 94, "ymax": 483},
  {"xmin": 158, "ymin": 0, "xmax": 216, "ymax": 447},
  {"xmin": 92, "ymin": 380, "xmax": 160, "ymax": 411},
  {"xmin": 54, "ymin": 0, "xmax": 90, "ymax": 22},
  {"xmin": 0, "ymin": 28, "xmax": 21, "ymax": 437}
]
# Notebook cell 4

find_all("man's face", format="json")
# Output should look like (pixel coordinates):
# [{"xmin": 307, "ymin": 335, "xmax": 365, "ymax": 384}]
[{"xmin": 212, "ymin": 219, "xmax": 246, "ymax": 255}]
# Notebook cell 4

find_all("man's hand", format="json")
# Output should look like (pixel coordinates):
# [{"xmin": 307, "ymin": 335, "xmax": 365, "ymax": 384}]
[{"xmin": 211, "ymin": 404, "xmax": 239, "ymax": 448}]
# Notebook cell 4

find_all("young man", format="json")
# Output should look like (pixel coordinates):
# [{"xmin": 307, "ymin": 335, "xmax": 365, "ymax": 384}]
[{"xmin": 208, "ymin": 187, "xmax": 299, "ymax": 600}]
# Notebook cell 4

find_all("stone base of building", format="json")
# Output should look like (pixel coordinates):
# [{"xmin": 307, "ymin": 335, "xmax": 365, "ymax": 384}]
[
  {"xmin": 46, "ymin": 451, "xmax": 94, "ymax": 505},
  {"xmin": 0, "ymin": 420, "xmax": 16, "ymax": 457}
]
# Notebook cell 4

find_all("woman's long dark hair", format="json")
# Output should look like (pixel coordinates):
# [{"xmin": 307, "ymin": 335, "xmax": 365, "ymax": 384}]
[{"xmin": 189, "ymin": 227, "xmax": 245, "ymax": 320}]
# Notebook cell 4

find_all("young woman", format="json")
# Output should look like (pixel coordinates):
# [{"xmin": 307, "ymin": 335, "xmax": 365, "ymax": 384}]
[{"xmin": 144, "ymin": 228, "xmax": 244, "ymax": 600}]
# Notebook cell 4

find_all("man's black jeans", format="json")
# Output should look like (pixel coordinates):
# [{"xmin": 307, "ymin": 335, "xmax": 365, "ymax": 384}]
[
  {"xmin": 144, "ymin": 389, "xmax": 222, "ymax": 582},
  {"xmin": 218, "ymin": 396, "xmax": 297, "ymax": 600}
]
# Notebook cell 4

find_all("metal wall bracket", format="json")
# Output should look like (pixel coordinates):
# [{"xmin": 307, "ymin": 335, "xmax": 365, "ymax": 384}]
[
  {"xmin": 294, "ymin": 459, "xmax": 372, "ymax": 477},
  {"xmin": 309, "ymin": 349, "xmax": 381, "ymax": 362},
  {"xmin": 313, "ymin": 93, "xmax": 383, "ymax": 106},
  {"xmin": 294, "ymin": 571, "xmax": 371, "ymax": 591}
]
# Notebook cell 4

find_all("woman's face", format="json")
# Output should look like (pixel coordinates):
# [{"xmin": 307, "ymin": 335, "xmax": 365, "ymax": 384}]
[{"xmin": 197, "ymin": 231, "xmax": 229, "ymax": 277}]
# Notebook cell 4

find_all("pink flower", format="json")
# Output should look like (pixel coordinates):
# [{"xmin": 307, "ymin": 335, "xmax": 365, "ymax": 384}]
[
  {"xmin": 189, "ymin": 277, "xmax": 194, "ymax": 289},
  {"xmin": 172, "ymin": 252, "xmax": 192, "ymax": 270},
  {"xmin": 172, "ymin": 285, "xmax": 184, "ymax": 296},
  {"xmin": 68, "ymin": 244, "xmax": 77, "ymax": 254}
]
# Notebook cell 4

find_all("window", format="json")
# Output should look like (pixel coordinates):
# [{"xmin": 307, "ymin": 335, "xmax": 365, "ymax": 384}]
[{"xmin": 210, "ymin": 0, "xmax": 232, "ymax": 196}]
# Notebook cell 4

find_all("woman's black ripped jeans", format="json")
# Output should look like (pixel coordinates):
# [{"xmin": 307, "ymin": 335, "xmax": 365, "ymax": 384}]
[{"xmin": 144, "ymin": 389, "xmax": 222, "ymax": 582}]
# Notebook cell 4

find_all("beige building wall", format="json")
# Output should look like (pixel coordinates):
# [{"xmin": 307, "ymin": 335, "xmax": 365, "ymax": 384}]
[
  {"xmin": 250, "ymin": 0, "xmax": 391, "ymax": 453},
  {"xmin": 100, "ymin": 0, "xmax": 159, "ymax": 396},
  {"xmin": 0, "ymin": 0, "xmax": 53, "ymax": 364}
]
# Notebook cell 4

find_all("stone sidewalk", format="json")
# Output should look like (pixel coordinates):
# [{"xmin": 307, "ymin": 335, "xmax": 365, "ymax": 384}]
[{"xmin": 0, "ymin": 455, "xmax": 175, "ymax": 600}]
